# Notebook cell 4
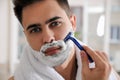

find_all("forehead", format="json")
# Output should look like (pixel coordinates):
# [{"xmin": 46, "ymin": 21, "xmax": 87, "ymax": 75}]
[{"xmin": 22, "ymin": 0, "xmax": 68, "ymax": 27}]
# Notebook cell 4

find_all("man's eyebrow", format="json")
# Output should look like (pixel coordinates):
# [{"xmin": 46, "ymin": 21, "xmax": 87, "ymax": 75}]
[
  {"xmin": 26, "ymin": 24, "xmax": 41, "ymax": 30},
  {"xmin": 45, "ymin": 16, "xmax": 61, "ymax": 24},
  {"xmin": 26, "ymin": 16, "xmax": 61, "ymax": 30}
]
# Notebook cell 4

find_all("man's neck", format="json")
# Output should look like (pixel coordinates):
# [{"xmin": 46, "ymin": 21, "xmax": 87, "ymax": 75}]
[{"xmin": 55, "ymin": 47, "xmax": 77, "ymax": 80}]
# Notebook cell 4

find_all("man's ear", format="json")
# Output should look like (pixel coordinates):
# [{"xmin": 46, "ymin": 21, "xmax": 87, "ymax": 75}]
[{"xmin": 70, "ymin": 15, "xmax": 76, "ymax": 32}]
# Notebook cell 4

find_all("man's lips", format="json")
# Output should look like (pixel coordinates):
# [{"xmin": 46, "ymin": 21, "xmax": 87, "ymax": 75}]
[{"xmin": 44, "ymin": 46, "xmax": 62, "ymax": 56}]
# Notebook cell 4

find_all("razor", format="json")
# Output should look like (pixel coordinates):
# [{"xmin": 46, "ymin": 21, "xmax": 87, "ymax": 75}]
[{"xmin": 64, "ymin": 32, "xmax": 94, "ymax": 63}]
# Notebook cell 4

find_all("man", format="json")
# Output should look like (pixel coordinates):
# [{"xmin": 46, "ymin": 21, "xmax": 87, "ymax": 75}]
[{"xmin": 9, "ymin": 0, "xmax": 120, "ymax": 80}]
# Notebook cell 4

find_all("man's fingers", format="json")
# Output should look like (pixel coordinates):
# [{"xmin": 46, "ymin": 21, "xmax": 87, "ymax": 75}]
[
  {"xmin": 102, "ymin": 52, "xmax": 109, "ymax": 61},
  {"xmin": 82, "ymin": 45, "xmax": 105, "ymax": 66},
  {"xmin": 95, "ymin": 51, "xmax": 109, "ymax": 62},
  {"xmin": 80, "ymin": 51, "xmax": 89, "ymax": 72}
]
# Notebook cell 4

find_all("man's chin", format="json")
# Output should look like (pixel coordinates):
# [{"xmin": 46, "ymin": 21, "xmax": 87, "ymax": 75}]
[{"xmin": 40, "ymin": 52, "xmax": 68, "ymax": 67}]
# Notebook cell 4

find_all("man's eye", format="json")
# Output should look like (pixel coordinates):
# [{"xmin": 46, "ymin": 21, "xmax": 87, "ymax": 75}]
[
  {"xmin": 30, "ymin": 27, "xmax": 41, "ymax": 33},
  {"xmin": 50, "ymin": 21, "xmax": 61, "ymax": 27}
]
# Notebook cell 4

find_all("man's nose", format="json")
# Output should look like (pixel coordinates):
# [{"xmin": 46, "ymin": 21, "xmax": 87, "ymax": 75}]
[{"xmin": 42, "ymin": 29, "xmax": 55, "ymax": 44}]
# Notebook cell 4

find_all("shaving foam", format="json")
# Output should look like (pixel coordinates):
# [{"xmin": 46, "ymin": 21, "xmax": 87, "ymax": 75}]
[{"xmin": 31, "ymin": 40, "xmax": 74, "ymax": 67}]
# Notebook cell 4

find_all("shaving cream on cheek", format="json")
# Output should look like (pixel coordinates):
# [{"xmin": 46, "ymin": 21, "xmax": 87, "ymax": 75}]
[{"xmin": 37, "ymin": 40, "xmax": 74, "ymax": 67}]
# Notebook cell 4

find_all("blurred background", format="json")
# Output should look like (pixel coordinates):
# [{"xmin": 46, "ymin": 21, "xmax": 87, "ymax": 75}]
[{"xmin": 0, "ymin": 0, "xmax": 120, "ymax": 80}]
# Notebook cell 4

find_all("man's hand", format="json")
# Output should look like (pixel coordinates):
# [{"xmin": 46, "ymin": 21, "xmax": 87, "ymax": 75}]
[{"xmin": 81, "ymin": 45, "xmax": 111, "ymax": 80}]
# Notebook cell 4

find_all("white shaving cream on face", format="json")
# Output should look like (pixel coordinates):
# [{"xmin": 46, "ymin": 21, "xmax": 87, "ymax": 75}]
[{"xmin": 32, "ymin": 40, "xmax": 74, "ymax": 67}]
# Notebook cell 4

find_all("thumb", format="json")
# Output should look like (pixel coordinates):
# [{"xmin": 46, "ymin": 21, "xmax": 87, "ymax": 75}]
[{"xmin": 80, "ymin": 51, "xmax": 89, "ymax": 71}]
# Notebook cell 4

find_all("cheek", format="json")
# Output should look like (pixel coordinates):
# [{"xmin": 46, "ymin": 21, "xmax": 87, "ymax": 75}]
[
  {"xmin": 54, "ymin": 24, "xmax": 73, "ymax": 40},
  {"xmin": 26, "ymin": 36, "xmax": 42, "ymax": 51},
  {"xmin": 54, "ymin": 28, "xmax": 70, "ymax": 40}
]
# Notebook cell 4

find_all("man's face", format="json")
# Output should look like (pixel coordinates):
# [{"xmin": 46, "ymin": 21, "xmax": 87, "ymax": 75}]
[{"xmin": 22, "ymin": 0, "xmax": 76, "ymax": 52}]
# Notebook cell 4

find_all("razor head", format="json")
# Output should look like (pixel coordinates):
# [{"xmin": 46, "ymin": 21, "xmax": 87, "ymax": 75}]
[
  {"xmin": 64, "ymin": 32, "xmax": 94, "ymax": 63},
  {"xmin": 64, "ymin": 32, "xmax": 72, "ymax": 42}
]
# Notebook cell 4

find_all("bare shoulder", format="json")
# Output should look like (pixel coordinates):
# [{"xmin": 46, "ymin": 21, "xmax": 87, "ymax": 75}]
[{"xmin": 8, "ymin": 76, "xmax": 14, "ymax": 80}]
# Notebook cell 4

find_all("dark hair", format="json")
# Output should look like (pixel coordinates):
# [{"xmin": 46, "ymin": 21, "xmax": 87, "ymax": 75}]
[{"xmin": 13, "ymin": 0, "xmax": 72, "ymax": 23}]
